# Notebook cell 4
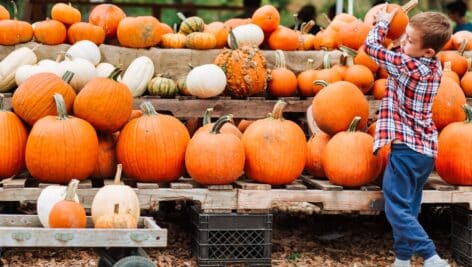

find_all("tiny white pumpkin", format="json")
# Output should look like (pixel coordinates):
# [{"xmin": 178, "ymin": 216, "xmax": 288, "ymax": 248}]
[
  {"xmin": 15, "ymin": 58, "xmax": 62, "ymax": 85},
  {"xmin": 121, "ymin": 56, "xmax": 154, "ymax": 97},
  {"xmin": 37, "ymin": 185, "xmax": 80, "ymax": 228},
  {"xmin": 66, "ymin": 40, "xmax": 101, "ymax": 66},
  {"xmin": 228, "ymin": 24, "xmax": 264, "ymax": 49},
  {"xmin": 60, "ymin": 56, "xmax": 97, "ymax": 92},
  {"xmin": 186, "ymin": 64, "xmax": 226, "ymax": 98},
  {"xmin": 96, "ymin": 62, "xmax": 116, "ymax": 78}
]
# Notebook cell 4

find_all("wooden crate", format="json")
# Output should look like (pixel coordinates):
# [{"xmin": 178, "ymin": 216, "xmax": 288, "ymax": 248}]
[{"xmin": 0, "ymin": 215, "xmax": 167, "ymax": 247}]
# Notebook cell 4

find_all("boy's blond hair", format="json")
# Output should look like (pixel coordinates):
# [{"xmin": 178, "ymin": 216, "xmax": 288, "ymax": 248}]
[{"xmin": 409, "ymin": 12, "xmax": 452, "ymax": 53}]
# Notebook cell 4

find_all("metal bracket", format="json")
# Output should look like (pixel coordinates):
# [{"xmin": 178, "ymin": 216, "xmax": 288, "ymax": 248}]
[
  {"xmin": 11, "ymin": 232, "xmax": 31, "ymax": 241},
  {"xmin": 130, "ymin": 232, "xmax": 149, "ymax": 242},
  {"xmin": 55, "ymin": 232, "xmax": 74, "ymax": 242}
]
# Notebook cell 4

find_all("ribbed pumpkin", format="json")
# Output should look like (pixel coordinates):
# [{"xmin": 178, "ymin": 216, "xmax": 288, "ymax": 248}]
[
  {"xmin": 312, "ymin": 54, "xmax": 342, "ymax": 95},
  {"xmin": 160, "ymin": 25, "xmax": 186, "ymax": 48},
  {"xmin": 297, "ymin": 59, "xmax": 317, "ymax": 97},
  {"xmin": 312, "ymin": 81, "xmax": 369, "ymax": 136},
  {"xmin": 0, "ymin": 1, "xmax": 33, "ymax": 45},
  {"xmin": 432, "ymin": 76, "xmax": 466, "ymax": 131},
  {"xmin": 364, "ymin": 0, "xmax": 415, "ymax": 40},
  {"xmin": 306, "ymin": 130, "xmax": 330, "ymax": 178},
  {"xmin": 194, "ymin": 108, "xmax": 242, "ymax": 138},
  {"xmin": 33, "ymin": 19, "xmax": 67, "ymax": 45},
  {"xmin": 12, "ymin": 72, "xmax": 76, "ymax": 126},
  {"xmin": 242, "ymin": 101, "xmax": 307, "ymax": 185},
  {"xmin": 51, "ymin": 3, "xmax": 81, "ymax": 25},
  {"xmin": 268, "ymin": 50, "xmax": 297, "ymax": 97},
  {"xmin": 214, "ymin": 32, "xmax": 267, "ymax": 98},
  {"xmin": 95, "ymin": 203, "xmax": 137, "ymax": 229},
  {"xmin": 436, "ymin": 104, "xmax": 472, "ymax": 185},
  {"xmin": 322, "ymin": 117, "xmax": 382, "ymax": 187},
  {"xmin": 185, "ymin": 32, "xmax": 216, "ymax": 49},
  {"xmin": 178, "ymin": 12, "xmax": 204, "ymax": 35},
  {"xmin": 68, "ymin": 22, "xmax": 106, "ymax": 45},
  {"xmin": 25, "ymin": 94, "xmax": 98, "ymax": 184},
  {"xmin": 344, "ymin": 64, "xmax": 375, "ymax": 94},
  {"xmin": 73, "ymin": 69, "xmax": 133, "ymax": 133},
  {"xmin": 89, "ymin": 4, "xmax": 126, "ymax": 38},
  {"xmin": 92, "ymin": 133, "xmax": 117, "ymax": 179},
  {"xmin": 0, "ymin": 94, "xmax": 28, "ymax": 179},
  {"xmin": 116, "ymin": 102, "xmax": 190, "ymax": 182},
  {"xmin": 186, "ymin": 115, "xmax": 245, "ymax": 185},
  {"xmin": 48, "ymin": 179, "xmax": 86, "ymax": 228},
  {"xmin": 147, "ymin": 75, "xmax": 177, "ymax": 98},
  {"xmin": 117, "ymin": 16, "xmax": 163, "ymax": 48},
  {"xmin": 204, "ymin": 21, "xmax": 229, "ymax": 48}
]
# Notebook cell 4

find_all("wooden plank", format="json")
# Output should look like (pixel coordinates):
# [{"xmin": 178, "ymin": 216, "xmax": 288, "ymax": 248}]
[
  {"xmin": 0, "ymin": 215, "xmax": 167, "ymax": 248},
  {"xmin": 2, "ymin": 179, "xmax": 26, "ymax": 189},
  {"xmin": 38, "ymin": 180, "xmax": 92, "ymax": 189},
  {"xmin": 361, "ymin": 185, "xmax": 381, "ymax": 191},
  {"xmin": 137, "ymin": 183, "xmax": 160, "ymax": 189},
  {"xmin": 286, "ymin": 180, "xmax": 307, "ymax": 190},
  {"xmin": 149, "ymin": 189, "xmax": 237, "ymax": 211},
  {"xmin": 234, "ymin": 180, "xmax": 271, "ymax": 190},
  {"xmin": 170, "ymin": 178, "xmax": 196, "ymax": 189},
  {"xmin": 300, "ymin": 176, "xmax": 343, "ymax": 191},
  {"xmin": 424, "ymin": 172, "xmax": 456, "ymax": 191},
  {"xmin": 208, "ymin": 184, "xmax": 233, "ymax": 190}
]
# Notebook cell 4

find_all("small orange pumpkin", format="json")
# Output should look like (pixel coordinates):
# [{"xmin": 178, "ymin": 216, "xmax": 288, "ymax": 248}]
[
  {"xmin": 339, "ymin": 20, "xmax": 372, "ymax": 50},
  {"xmin": 117, "ymin": 16, "xmax": 164, "ymax": 48},
  {"xmin": 0, "ymin": 1, "xmax": 33, "ymax": 45},
  {"xmin": 268, "ymin": 26, "xmax": 299, "ymax": 51},
  {"xmin": 372, "ymin": 78, "xmax": 387, "ymax": 100},
  {"xmin": 204, "ymin": 21, "xmax": 229, "ymax": 48},
  {"xmin": 51, "ymin": 3, "xmax": 81, "ymax": 25},
  {"xmin": 312, "ymin": 53, "xmax": 342, "ymax": 95},
  {"xmin": 297, "ymin": 59, "xmax": 317, "ymax": 97},
  {"xmin": 432, "ymin": 76, "xmax": 466, "ymax": 130},
  {"xmin": 185, "ymin": 32, "xmax": 217, "ymax": 50},
  {"xmin": 461, "ymin": 58, "xmax": 472, "ymax": 97},
  {"xmin": 68, "ymin": 22, "xmax": 106, "ymax": 45},
  {"xmin": 251, "ymin": 5, "xmax": 280, "ymax": 33},
  {"xmin": 343, "ymin": 64, "xmax": 375, "ymax": 94},
  {"xmin": 364, "ymin": 1, "xmax": 414, "ymax": 40},
  {"xmin": 195, "ymin": 108, "xmax": 242, "ymax": 138},
  {"xmin": 306, "ymin": 130, "xmax": 330, "ymax": 178},
  {"xmin": 89, "ymin": 4, "xmax": 126, "ymax": 38},
  {"xmin": 33, "ymin": 19, "xmax": 67, "ymax": 45},
  {"xmin": 49, "ymin": 179, "xmax": 86, "ymax": 228},
  {"xmin": 0, "ymin": 4, "xmax": 10, "ymax": 20},
  {"xmin": 92, "ymin": 133, "xmax": 117, "ymax": 179}
]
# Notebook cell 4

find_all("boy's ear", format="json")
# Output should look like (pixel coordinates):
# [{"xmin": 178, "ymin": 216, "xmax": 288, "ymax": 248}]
[{"xmin": 424, "ymin": 48, "xmax": 436, "ymax": 58}]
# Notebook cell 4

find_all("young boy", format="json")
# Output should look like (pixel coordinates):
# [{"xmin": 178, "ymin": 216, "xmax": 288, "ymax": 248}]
[{"xmin": 364, "ymin": 5, "xmax": 452, "ymax": 267}]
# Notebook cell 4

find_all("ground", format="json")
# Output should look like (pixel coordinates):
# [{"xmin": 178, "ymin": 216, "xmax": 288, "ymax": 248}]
[{"xmin": 0, "ymin": 203, "xmax": 461, "ymax": 267}]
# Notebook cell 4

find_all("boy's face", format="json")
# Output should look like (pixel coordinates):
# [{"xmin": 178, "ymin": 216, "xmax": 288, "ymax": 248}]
[{"xmin": 400, "ymin": 25, "xmax": 434, "ymax": 58}]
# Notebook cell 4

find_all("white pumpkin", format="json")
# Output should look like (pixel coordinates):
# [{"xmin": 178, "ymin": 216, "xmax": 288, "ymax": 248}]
[
  {"xmin": 96, "ymin": 62, "xmax": 116, "ymax": 78},
  {"xmin": 66, "ymin": 40, "xmax": 101, "ymax": 66},
  {"xmin": 37, "ymin": 184, "xmax": 80, "ymax": 228},
  {"xmin": 60, "ymin": 57, "xmax": 97, "ymax": 92},
  {"xmin": 91, "ymin": 164, "xmax": 140, "ymax": 225},
  {"xmin": 228, "ymin": 24, "xmax": 264, "ymax": 49},
  {"xmin": 121, "ymin": 56, "xmax": 154, "ymax": 97},
  {"xmin": 0, "ymin": 47, "xmax": 37, "ymax": 92},
  {"xmin": 186, "ymin": 64, "xmax": 226, "ymax": 98}
]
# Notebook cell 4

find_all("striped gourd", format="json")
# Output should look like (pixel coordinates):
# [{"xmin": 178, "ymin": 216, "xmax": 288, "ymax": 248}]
[
  {"xmin": 147, "ymin": 75, "xmax": 177, "ymax": 98},
  {"xmin": 177, "ymin": 12, "xmax": 204, "ymax": 35}
]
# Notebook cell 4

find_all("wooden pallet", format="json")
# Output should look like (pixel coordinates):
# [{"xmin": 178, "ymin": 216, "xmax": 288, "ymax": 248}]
[{"xmin": 0, "ymin": 215, "xmax": 167, "ymax": 247}]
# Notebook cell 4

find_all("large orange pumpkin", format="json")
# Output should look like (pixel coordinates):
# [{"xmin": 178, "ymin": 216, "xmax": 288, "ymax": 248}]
[
  {"xmin": 116, "ymin": 102, "xmax": 190, "ymax": 182},
  {"xmin": 89, "ymin": 4, "xmax": 126, "ymax": 38},
  {"xmin": 322, "ymin": 117, "xmax": 382, "ymax": 186},
  {"xmin": 432, "ymin": 76, "xmax": 466, "ymax": 131},
  {"xmin": 436, "ymin": 104, "xmax": 472, "ymax": 185},
  {"xmin": 117, "ymin": 16, "xmax": 164, "ymax": 48},
  {"xmin": 242, "ymin": 100, "xmax": 307, "ymax": 185},
  {"xmin": 306, "ymin": 130, "xmax": 330, "ymax": 178},
  {"xmin": 12, "ymin": 72, "xmax": 76, "ymax": 126},
  {"xmin": 312, "ymin": 81, "xmax": 369, "ymax": 136},
  {"xmin": 25, "ymin": 94, "xmax": 98, "ymax": 184},
  {"xmin": 49, "ymin": 179, "xmax": 86, "ymax": 228},
  {"xmin": 74, "ymin": 69, "xmax": 133, "ymax": 133},
  {"xmin": 186, "ymin": 115, "xmax": 245, "ymax": 185},
  {"xmin": 364, "ymin": 1, "xmax": 414, "ymax": 40},
  {"xmin": 0, "ymin": 94, "xmax": 28, "ymax": 179}
]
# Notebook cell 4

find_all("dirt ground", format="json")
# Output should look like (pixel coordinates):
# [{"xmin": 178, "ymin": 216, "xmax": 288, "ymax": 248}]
[{"xmin": 0, "ymin": 203, "xmax": 462, "ymax": 267}]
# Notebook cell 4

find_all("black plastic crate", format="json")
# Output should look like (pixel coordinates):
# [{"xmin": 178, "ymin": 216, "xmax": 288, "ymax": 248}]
[
  {"xmin": 452, "ymin": 236, "xmax": 472, "ymax": 257},
  {"xmin": 453, "ymin": 222, "xmax": 472, "ymax": 244},
  {"xmin": 189, "ymin": 206, "xmax": 272, "ymax": 267},
  {"xmin": 453, "ymin": 247, "xmax": 472, "ymax": 267},
  {"xmin": 453, "ymin": 206, "xmax": 472, "ymax": 229}
]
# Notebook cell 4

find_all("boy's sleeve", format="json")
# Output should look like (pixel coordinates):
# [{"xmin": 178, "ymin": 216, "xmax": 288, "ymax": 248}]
[{"xmin": 364, "ymin": 20, "xmax": 403, "ymax": 77}]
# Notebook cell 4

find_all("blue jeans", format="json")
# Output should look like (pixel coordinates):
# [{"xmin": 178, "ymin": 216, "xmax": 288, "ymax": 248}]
[{"xmin": 382, "ymin": 143, "xmax": 436, "ymax": 260}]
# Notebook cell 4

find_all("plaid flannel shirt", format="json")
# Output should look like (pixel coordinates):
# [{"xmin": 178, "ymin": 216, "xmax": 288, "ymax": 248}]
[{"xmin": 364, "ymin": 20, "xmax": 441, "ymax": 158}]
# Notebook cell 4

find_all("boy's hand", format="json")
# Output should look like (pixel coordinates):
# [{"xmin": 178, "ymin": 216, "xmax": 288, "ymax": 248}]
[{"xmin": 375, "ymin": 3, "xmax": 399, "ymax": 24}]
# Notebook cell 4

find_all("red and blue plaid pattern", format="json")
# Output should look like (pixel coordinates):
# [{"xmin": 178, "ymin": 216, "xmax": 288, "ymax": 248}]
[{"xmin": 365, "ymin": 20, "xmax": 441, "ymax": 158}]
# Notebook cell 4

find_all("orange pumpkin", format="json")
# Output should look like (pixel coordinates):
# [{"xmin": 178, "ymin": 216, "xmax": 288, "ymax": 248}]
[
  {"xmin": 312, "ymin": 53, "xmax": 342, "ymax": 95},
  {"xmin": 339, "ymin": 20, "xmax": 372, "ymax": 50},
  {"xmin": 366, "ymin": 121, "xmax": 391, "ymax": 176},
  {"xmin": 51, "ymin": 3, "xmax": 81, "ymax": 25},
  {"xmin": 317, "ymin": 28, "xmax": 340, "ymax": 50},
  {"xmin": 160, "ymin": 25, "xmax": 186, "ymax": 48},
  {"xmin": 127, "ymin": 109, "xmax": 143, "ymax": 122},
  {"xmin": 0, "ymin": 1, "xmax": 33, "ymax": 45},
  {"xmin": 89, "ymin": 4, "xmax": 126, "ymax": 38},
  {"xmin": 372, "ymin": 78, "xmax": 387, "ymax": 100},
  {"xmin": 204, "ymin": 21, "xmax": 229, "ymax": 48},
  {"xmin": 116, "ymin": 102, "xmax": 190, "ymax": 182},
  {"xmin": 461, "ymin": 58, "xmax": 472, "ymax": 97},
  {"xmin": 160, "ymin": 22, "xmax": 173, "ymax": 34},
  {"xmin": 306, "ymin": 130, "xmax": 330, "ymax": 178},
  {"xmin": 33, "ymin": 19, "xmax": 67, "ymax": 45},
  {"xmin": 49, "ymin": 179, "xmax": 86, "ymax": 228},
  {"xmin": 297, "ymin": 58, "xmax": 317, "ymax": 97},
  {"xmin": 251, "ymin": 5, "xmax": 280, "ymax": 33},
  {"xmin": 186, "ymin": 115, "xmax": 245, "ymax": 185},
  {"xmin": 269, "ymin": 50, "xmax": 297, "ymax": 97},
  {"xmin": 117, "ymin": 16, "xmax": 164, "ymax": 48},
  {"xmin": 312, "ymin": 81, "xmax": 369, "ymax": 136},
  {"xmin": 330, "ymin": 53, "xmax": 349, "ymax": 79},
  {"xmin": 0, "ymin": 94, "xmax": 28, "ymax": 179},
  {"xmin": 74, "ymin": 69, "xmax": 133, "ymax": 133},
  {"xmin": 95, "ymin": 203, "xmax": 137, "ymax": 228},
  {"xmin": 12, "ymin": 72, "xmax": 76, "ymax": 126},
  {"xmin": 297, "ymin": 21, "xmax": 316, "ymax": 50},
  {"xmin": 268, "ymin": 26, "xmax": 299, "ymax": 51},
  {"xmin": 364, "ymin": 2, "xmax": 413, "ymax": 40},
  {"xmin": 451, "ymin": 31, "xmax": 472, "ymax": 50},
  {"xmin": 224, "ymin": 18, "xmax": 251, "ymax": 30},
  {"xmin": 242, "ymin": 101, "xmax": 307, "ymax": 185},
  {"xmin": 432, "ymin": 76, "xmax": 466, "ymax": 131},
  {"xmin": 377, "ymin": 67, "xmax": 389, "ymax": 79},
  {"xmin": 237, "ymin": 119, "xmax": 255, "ymax": 133},
  {"xmin": 185, "ymin": 32, "xmax": 217, "ymax": 50},
  {"xmin": 68, "ymin": 22, "xmax": 106, "ymax": 45},
  {"xmin": 437, "ymin": 50, "xmax": 468, "ymax": 77},
  {"xmin": 25, "ymin": 94, "xmax": 98, "ymax": 184},
  {"xmin": 92, "ymin": 133, "xmax": 117, "ymax": 179},
  {"xmin": 442, "ymin": 61, "xmax": 460, "ymax": 84},
  {"xmin": 322, "ymin": 117, "xmax": 382, "ymax": 186},
  {"xmin": 195, "ymin": 108, "xmax": 242, "ymax": 138},
  {"xmin": 344, "ymin": 64, "xmax": 375, "ymax": 94},
  {"xmin": 354, "ymin": 45, "xmax": 379, "ymax": 73},
  {"xmin": 0, "ymin": 4, "xmax": 9, "ymax": 20},
  {"xmin": 436, "ymin": 104, "xmax": 472, "ymax": 185}
]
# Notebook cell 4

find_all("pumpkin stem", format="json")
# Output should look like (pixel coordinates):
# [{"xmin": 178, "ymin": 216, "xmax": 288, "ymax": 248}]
[
  {"xmin": 402, "ymin": 0, "xmax": 418, "ymax": 13},
  {"xmin": 203, "ymin": 107, "xmax": 214, "ymax": 125},
  {"xmin": 140, "ymin": 101, "xmax": 158, "ymax": 116},
  {"xmin": 339, "ymin": 52, "xmax": 348, "ymax": 66},
  {"xmin": 114, "ymin": 164, "xmax": 123, "ymax": 185},
  {"xmin": 305, "ymin": 58, "xmax": 315, "ymax": 70},
  {"xmin": 0, "ymin": 93, "xmax": 4, "ymax": 111},
  {"xmin": 463, "ymin": 104, "xmax": 472, "ymax": 123},
  {"xmin": 177, "ymin": 12, "xmax": 187, "ymax": 21},
  {"xmin": 61, "ymin": 70, "xmax": 75, "ymax": 84},
  {"xmin": 31, "ymin": 44, "xmax": 41, "ymax": 52},
  {"xmin": 10, "ymin": 0, "xmax": 17, "ymax": 20},
  {"xmin": 348, "ymin": 116, "xmax": 361, "ymax": 132},
  {"xmin": 107, "ymin": 68, "xmax": 122, "ymax": 81},
  {"xmin": 188, "ymin": 63, "xmax": 194, "ymax": 70},
  {"xmin": 53, "ymin": 93, "xmax": 69, "ymax": 120},
  {"xmin": 301, "ymin": 20, "xmax": 315, "ymax": 34},
  {"xmin": 317, "ymin": 13, "xmax": 331, "ymax": 29},
  {"xmin": 443, "ymin": 61, "xmax": 452, "ymax": 72},
  {"xmin": 322, "ymin": 52, "xmax": 331, "ymax": 69},
  {"xmin": 64, "ymin": 179, "xmax": 79, "ymax": 201},
  {"xmin": 211, "ymin": 114, "xmax": 233, "ymax": 134},
  {"xmin": 459, "ymin": 39, "xmax": 468, "ymax": 56},
  {"xmin": 313, "ymin": 80, "xmax": 329, "ymax": 88},
  {"xmin": 467, "ymin": 58, "xmax": 472, "ymax": 72},
  {"xmin": 228, "ymin": 30, "xmax": 239, "ymax": 50},
  {"xmin": 56, "ymin": 51, "xmax": 65, "ymax": 62},
  {"xmin": 275, "ymin": 50, "xmax": 286, "ymax": 69},
  {"xmin": 271, "ymin": 100, "xmax": 287, "ymax": 120},
  {"xmin": 339, "ymin": 45, "xmax": 358, "ymax": 58},
  {"xmin": 113, "ymin": 203, "xmax": 120, "ymax": 215},
  {"xmin": 173, "ymin": 23, "xmax": 178, "ymax": 33}
]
